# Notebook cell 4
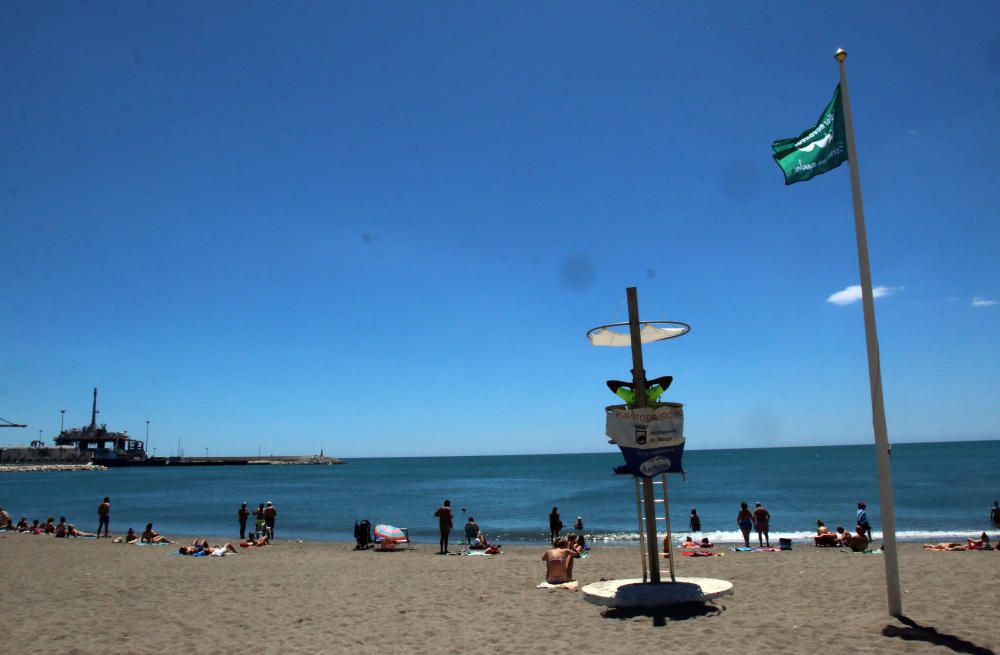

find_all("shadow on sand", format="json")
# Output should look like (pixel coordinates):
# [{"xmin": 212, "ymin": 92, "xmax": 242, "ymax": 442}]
[
  {"xmin": 601, "ymin": 601, "xmax": 723, "ymax": 627},
  {"xmin": 883, "ymin": 615, "xmax": 995, "ymax": 655}
]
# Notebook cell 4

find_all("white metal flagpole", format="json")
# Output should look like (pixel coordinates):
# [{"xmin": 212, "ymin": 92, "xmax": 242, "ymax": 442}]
[{"xmin": 835, "ymin": 47, "xmax": 903, "ymax": 617}]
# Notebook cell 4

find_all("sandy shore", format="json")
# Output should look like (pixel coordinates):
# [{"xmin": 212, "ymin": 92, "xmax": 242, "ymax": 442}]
[{"xmin": 1, "ymin": 534, "xmax": 997, "ymax": 654}]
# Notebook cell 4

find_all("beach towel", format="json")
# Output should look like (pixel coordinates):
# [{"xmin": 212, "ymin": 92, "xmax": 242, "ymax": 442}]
[
  {"xmin": 537, "ymin": 580, "xmax": 578, "ymax": 590},
  {"xmin": 731, "ymin": 546, "xmax": 755, "ymax": 552},
  {"xmin": 844, "ymin": 548, "xmax": 884, "ymax": 555}
]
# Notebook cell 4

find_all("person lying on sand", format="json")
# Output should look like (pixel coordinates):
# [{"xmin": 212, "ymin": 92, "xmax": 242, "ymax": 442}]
[
  {"xmin": 240, "ymin": 534, "xmax": 270, "ymax": 548},
  {"xmin": 966, "ymin": 532, "xmax": 991, "ymax": 550},
  {"xmin": 699, "ymin": 537, "xmax": 714, "ymax": 548},
  {"xmin": 65, "ymin": 525, "xmax": 97, "ymax": 538},
  {"xmin": 680, "ymin": 536, "xmax": 697, "ymax": 548},
  {"xmin": 140, "ymin": 523, "xmax": 172, "ymax": 544},
  {"xmin": 923, "ymin": 542, "xmax": 967, "ymax": 551},
  {"xmin": 179, "ymin": 540, "xmax": 237, "ymax": 556},
  {"xmin": 543, "ymin": 538, "xmax": 579, "ymax": 584}
]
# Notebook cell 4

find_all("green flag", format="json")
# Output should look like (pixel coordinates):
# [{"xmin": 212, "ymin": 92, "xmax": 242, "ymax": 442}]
[{"xmin": 772, "ymin": 85, "xmax": 848, "ymax": 185}]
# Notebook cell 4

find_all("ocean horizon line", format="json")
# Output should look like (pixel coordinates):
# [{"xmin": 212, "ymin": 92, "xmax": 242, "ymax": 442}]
[{"xmin": 331, "ymin": 437, "xmax": 1000, "ymax": 460}]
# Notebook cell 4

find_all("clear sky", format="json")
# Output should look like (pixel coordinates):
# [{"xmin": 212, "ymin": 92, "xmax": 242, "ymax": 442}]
[{"xmin": 2, "ymin": 2, "xmax": 998, "ymax": 457}]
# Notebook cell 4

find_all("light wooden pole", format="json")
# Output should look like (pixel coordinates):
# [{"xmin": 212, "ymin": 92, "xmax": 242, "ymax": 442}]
[
  {"xmin": 626, "ymin": 287, "xmax": 663, "ymax": 583},
  {"xmin": 836, "ymin": 48, "xmax": 902, "ymax": 617}
]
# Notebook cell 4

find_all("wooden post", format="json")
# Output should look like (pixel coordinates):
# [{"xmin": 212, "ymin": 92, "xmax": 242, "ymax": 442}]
[{"xmin": 627, "ymin": 287, "xmax": 661, "ymax": 584}]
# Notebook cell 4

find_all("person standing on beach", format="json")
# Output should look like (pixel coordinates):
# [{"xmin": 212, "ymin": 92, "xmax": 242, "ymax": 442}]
[
  {"xmin": 736, "ymin": 502, "xmax": 753, "ymax": 547},
  {"xmin": 434, "ymin": 499, "xmax": 453, "ymax": 554},
  {"xmin": 97, "ymin": 497, "xmax": 110, "ymax": 538},
  {"xmin": 753, "ymin": 502, "xmax": 771, "ymax": 547},
  {"xmin": 857, "ymin": 502, "xmax": 872, "ymax": 541},
  {"xmin": 263, "ymin": 501, "xmax": 277, "ymax": 540},
  {"xmin": 238, "ymin": 502, "xmax": 250, "ymax": 539},
  {"xmin": 549, "ymin": 507, "xmax": 563, "ymax": 543},
  {"xmin": 990, "ymin": 501, "xmax": 1000, "ymax": 527},
  {"xmin": 689, "ymin": 509, "xmax": 701, "ymax": 533}
]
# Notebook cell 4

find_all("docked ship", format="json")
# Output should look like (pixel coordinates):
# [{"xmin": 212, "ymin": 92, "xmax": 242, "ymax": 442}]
[{"xmin": 55, "ymin": 388, "xmax": 149, "ymax": 466}]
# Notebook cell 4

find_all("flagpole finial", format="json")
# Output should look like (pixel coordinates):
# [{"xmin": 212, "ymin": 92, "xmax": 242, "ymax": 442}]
[{"xmin": 835, "ymin": 48, "xmax": 847, "ymax": 62}]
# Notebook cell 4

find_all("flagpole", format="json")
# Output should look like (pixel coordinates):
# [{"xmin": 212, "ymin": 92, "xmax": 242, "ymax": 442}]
[{"xmin": 835, "ymin": 47, "xmax": 903, "ymax": 618}]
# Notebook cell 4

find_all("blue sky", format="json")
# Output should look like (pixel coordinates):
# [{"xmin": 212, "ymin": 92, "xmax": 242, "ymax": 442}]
[{"xmin": 2, "ymin": 2, "xmax": 998, "ymax": 457}]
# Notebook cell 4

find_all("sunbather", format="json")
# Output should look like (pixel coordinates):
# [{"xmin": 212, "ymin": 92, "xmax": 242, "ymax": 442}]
[
  {"xmin": 966, "ymin": 532, "xmax": 991, "ymax": 550},
  {"xmin": 124, "ymin": 528, "xmax": 139, "ymax": 544},
  {"xmin": 0, "ymin": 506, "xmax": 12, "ymax": 529},
  {"xmin": 923, "ymin": 542, "xmax": 966, "ymax": 551},
  {"xmin": 542, "ymin": 538, "xmax": 579, "ymax": 584},
  {"xmin": 140, "ymin": 523, "xmax": 172, "ymax": 544},
  {"xmin": 680, "ymin": 536, "xmax": 697, "ymax": 548},
  {"xmin": 240, "ymin": 534, "xmax": 270, "ymax": 548},
  {"xmin": 54, "ymin": 517, "xmax": 68, "ymax": 537},
  {"xmin": 65, "ymin": 524, "xmax": 97, "ymax": 538},
  {"xmin": 848, "ymin": 526, "xmax": 869, "ymax": 552}
]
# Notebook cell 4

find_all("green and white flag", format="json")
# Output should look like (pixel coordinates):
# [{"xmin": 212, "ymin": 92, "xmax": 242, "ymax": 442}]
[{"xmin": 772, "ymin": 85, "xmax": 848, "ymax": 185}]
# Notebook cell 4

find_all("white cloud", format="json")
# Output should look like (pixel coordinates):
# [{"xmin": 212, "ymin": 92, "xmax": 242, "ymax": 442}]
[
  {"xmin": 827, "ymin": 285, "xmax": 900, "ymax": 306},
  {"xmin": 972, "ymin": 297, "xmax": 997, "ymax": 307}
]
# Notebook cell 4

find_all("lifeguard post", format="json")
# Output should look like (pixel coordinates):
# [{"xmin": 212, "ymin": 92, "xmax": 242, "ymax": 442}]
[{"xmin": 581, "ymin": 287, "xmax": 732, "ymax": 608}]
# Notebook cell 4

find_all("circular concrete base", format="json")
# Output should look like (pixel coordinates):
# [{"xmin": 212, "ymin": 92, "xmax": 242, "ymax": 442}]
[{"xmin": 581, "ymin": 577, "xmax": 733, "ymax": 608}]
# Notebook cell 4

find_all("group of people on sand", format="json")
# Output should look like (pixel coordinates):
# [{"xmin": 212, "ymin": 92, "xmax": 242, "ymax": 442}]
[
  {"xmin": 433, "ymin": 499, "xmax": 510, "ymax": 555},
  {"xmin": 238, "ymin": 501, "xmax": 278, "ymax": 541},
  {"xmin": 2, "ymin": 495, "xmax": 278, "ymax": 553},
  {"xmin": 814, "ymin": 520, "xmax": 874, "ymax": 551},
  {"xmin": 736, "ymin": 501, "xmax": 773, "ymax": 547},
  {"xmin": 542, "ymin": 532, "xmax": 589, "ymax": 584},
  {"xmin": 1, "ymin": 510, "xmax": 98, "ymax": 538}
]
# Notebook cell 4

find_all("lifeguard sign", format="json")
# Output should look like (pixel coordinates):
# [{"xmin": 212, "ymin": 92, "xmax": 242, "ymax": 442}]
[{"xmin": 587, "ymin": 288, "xmax": 690, "ymax": 584}]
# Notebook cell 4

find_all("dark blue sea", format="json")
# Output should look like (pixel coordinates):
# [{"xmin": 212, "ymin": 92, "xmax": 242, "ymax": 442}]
[{"xmin": 2, "ymin": 441, "xmax": 997, "ymax": 545}]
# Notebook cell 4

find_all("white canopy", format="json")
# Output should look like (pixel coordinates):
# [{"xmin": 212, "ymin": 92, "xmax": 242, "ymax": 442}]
[{"xmin": 588, "ymin": 324, "xmax": 688, "ymax": 347}]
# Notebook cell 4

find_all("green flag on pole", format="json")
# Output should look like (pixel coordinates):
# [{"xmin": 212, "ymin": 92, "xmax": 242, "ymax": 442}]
[{"xmin": 772, "ymin": 85, "xmax": 849, "ymax": 185}]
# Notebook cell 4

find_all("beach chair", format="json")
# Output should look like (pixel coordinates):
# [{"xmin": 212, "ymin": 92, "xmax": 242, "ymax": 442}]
[{"xmin": 373, "ymin": 524, "xmax": 411, "ymax": 551}]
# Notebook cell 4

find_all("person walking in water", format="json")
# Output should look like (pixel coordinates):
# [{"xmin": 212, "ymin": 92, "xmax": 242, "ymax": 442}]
[
  {"xmin": 238, "ymin": 502, "xmax": 250, "ymax": 539},
  {"xmin": 434, "ymin": 500, "xmax": 453, "ymax": 554},
  {"xmin": 736, "ymin": 502, "xmax": 753, "ymax": 547},
  {"xmin": 97, "ymin": 497, "xmax": 110, "ymax": 538},
  {"xmin": 857, "ymin": 502, "xmax": 872, "ymax": 541},
  {"xmin": 753, "ymin": 502, "xmax": 771, "ymax": 547},
  {"xmin": 689, "ymin": 509, "xmax": 701, "ymax": 533},
  {"xmin": 990, "ymin": 501, "xmax": 1000, "ymax": 527},
  {"xmin": 549, "ymin": 507, "xmax": 563, "ymax": 543}
]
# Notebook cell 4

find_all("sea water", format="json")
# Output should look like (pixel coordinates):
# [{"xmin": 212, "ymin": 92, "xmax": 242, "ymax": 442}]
[{"xmin": 1, "ymin": 441, "xmax": 997, "ymax": 545}]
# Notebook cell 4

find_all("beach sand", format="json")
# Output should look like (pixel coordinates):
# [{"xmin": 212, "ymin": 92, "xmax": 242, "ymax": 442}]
[{"xmin": 1, "ymin": 534, "xmax": 997, "ymax": 654}]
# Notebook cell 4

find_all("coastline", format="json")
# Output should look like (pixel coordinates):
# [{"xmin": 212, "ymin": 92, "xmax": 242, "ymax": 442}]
[
  {"xmin": 0, "ymin": 463, "xmax": 108, "ymax": 473},
  {"xmin": 2, "ymin": 534, "xmax": 997, "ymax": 653}
]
